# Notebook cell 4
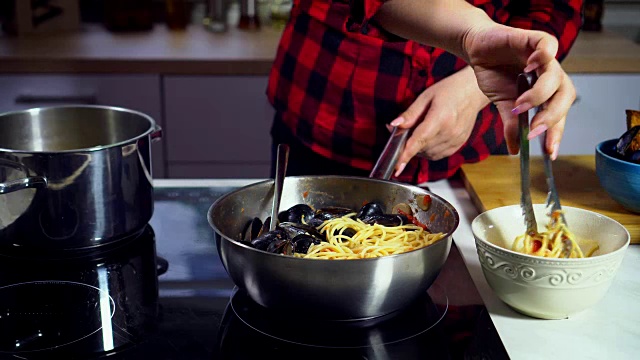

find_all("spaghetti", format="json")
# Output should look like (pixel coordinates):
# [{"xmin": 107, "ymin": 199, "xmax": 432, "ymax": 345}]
[
  {"xmin": 511, "ymin": 210, "xmax": 599, "ymax": 258},
  {"xmin": 294, "ymin": 213, "xmax": 446, "ymax": 260}
]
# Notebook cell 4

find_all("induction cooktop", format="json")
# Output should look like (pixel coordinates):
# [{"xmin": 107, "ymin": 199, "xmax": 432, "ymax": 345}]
[{"xmin": 0, "ymin": 186, "xmax": 509, "ymax": 360}]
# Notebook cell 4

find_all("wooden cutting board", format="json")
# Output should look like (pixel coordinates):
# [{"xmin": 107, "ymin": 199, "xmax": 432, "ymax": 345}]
[{"xmin": 460, "ymin": 155, "xmax": 639, "ymax": 244}]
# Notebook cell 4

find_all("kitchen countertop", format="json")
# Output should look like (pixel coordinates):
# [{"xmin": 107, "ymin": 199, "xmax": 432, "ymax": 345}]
[
  {"xmin": 0, "ymin": 24, "xmax": 639, "ymax": 75},
  {"xmin": 154, "ymin": 177, "xmax": 640, "ymax": 360}
]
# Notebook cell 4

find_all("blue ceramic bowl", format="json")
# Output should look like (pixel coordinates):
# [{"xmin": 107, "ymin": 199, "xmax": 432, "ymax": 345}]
[{"xmin": 595, "ymin": 139, "xmax": 640, "ymax": 213}]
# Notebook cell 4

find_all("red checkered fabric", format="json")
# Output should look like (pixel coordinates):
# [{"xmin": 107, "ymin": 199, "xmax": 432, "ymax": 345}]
[{"xmin": 267, "ymin": 0, "xmax": 583, "ymax": 183}]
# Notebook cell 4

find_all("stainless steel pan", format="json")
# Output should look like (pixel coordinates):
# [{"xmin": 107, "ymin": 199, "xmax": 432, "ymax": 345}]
[{"xmin": 208, "ymin": 128, "xmax": 459, "ymax": 320}]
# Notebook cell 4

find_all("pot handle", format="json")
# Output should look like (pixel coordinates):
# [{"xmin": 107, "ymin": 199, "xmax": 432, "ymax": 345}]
[
  {"xmin": 0, "ymin": 159, "xmax": 48, "ymax": 194},
  {"xmin": 0, "ymin": 176, "xmax": 48, "ymax": 194},
  {"xmin": 369, "ymin": 126, "xmax": 410, "ymax": 180},
  {"xmin": 151, "ymin": 124, "xmax": 163, "ymax": 143}
]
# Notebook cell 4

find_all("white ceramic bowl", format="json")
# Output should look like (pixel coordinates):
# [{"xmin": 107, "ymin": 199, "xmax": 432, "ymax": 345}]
[{"xmin": 472, "ymin": 205, "xmax": 630, "ymax": 320}]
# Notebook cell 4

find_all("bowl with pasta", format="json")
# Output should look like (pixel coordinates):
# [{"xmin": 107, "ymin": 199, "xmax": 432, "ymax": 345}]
[{"xmin": 472, "ymin": 204, "xmax": 630, "ymax": 320}]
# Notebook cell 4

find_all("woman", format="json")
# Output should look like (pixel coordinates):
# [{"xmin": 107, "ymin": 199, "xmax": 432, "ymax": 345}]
[{"xmin": 267, "ymin": 0, "xmax": 581, "ymax": 183}]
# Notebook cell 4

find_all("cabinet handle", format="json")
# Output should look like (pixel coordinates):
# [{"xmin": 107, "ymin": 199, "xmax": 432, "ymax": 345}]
[{"xmin": 15, "ymin": 93, "xmax": 98, "ymax": 105}]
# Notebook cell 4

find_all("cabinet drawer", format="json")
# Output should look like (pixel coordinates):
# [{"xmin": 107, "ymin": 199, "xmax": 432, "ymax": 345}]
[
  {"xmin": 164, "ymin": 76, "xmax": 274, "ymax": 163},
  {"xmin": 0, "ymin": 74, "xmax": 166, "ymax": 177}
]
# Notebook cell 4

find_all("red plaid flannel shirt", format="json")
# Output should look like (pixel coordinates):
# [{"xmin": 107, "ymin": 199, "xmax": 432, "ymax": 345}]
[{"xmin": 267, "ymin": 0, "xmax": 583, "ymax": 183}]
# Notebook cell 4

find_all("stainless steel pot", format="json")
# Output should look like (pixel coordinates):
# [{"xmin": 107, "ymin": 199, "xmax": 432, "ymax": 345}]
[
  {"xmin": 0, "ymin": 105, "xmax": 162, "ymax": 250},
  {"xmin": 208, "ymin": 176, "xmax": 459, "ymax": 320}
]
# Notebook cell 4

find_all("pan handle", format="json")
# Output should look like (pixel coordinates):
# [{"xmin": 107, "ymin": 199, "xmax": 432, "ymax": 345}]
[
  {"xmin": 0, "ymin": 159, "xmax": 48, "ymax": 194},
  {"xmin": 369, "ymin": 126, "xmax": 410, "ymax": 180},
  {"xmin": 151, "ymin": 124, "xmax": 163, "ymax": 143}
]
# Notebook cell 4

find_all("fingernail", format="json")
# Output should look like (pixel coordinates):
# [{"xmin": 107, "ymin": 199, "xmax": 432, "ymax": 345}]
[
  {"xmin": 385, "ymin": 124, "xmax": 393, "ymax": 133},
  {"xmin": 524, "ymin": 63, "xmax": 539, "ymax": 73},
  {"xmin": 394, "ymin": 162, "xmax": 407, "ymax": 177},
  {"xmin": 527, "ymin": 125, "xmax": 548, "ymax": 140},
  {"xmin": 511, "ymin": 103, "xmax": 531, "ymax": 115},
  {"xmin": 551, "ymin": 143, "xmax": 559, "ymax": 160},
  {"xmin": 390, "ymin": 116, "xmax": 405, "ymax": 127}
]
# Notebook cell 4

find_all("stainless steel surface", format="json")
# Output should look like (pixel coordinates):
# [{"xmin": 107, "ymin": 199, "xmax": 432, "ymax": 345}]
[
  {"xmin": 208, "ymin": 176, "xmax": 459, "ymax": 320},
  {"xmin": 0, "ymin": 105, "xmax": 162, "ymax": 250},
  {"xmin": 270, "ymin": 144, "xmax": 289, "ymax": 231},
  {"xmin": 369, "ymin": 127, "xmax": 410, "ymax": 180},
  {"xmin": 518, "ymin": 73, "xmax": 571, "ymax": 256},
  {"xmin": 517, "ymin": 74, "xmax": 538, "ymax": 235},
  {"xmin": 523, "ymin": 74, "xmax": 570, "ymax": 256}
]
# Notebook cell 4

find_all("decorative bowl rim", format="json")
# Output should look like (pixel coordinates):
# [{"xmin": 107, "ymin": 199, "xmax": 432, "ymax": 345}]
[{"xmin": 472, "ymin": 204, "xmax": 631, "ymax": 266}]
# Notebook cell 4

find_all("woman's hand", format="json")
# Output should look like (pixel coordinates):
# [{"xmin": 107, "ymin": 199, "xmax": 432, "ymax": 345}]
[
  {"xmin": 375, "ymin": 1, "xmax": 576, "ymax": 161},
  {"xmin": 390, "ymin": 66, "xmax": 490, "ymax": 176},
  {"xmin": 462, "ymin": 23, "xmax": 577, "ymax": 159}
]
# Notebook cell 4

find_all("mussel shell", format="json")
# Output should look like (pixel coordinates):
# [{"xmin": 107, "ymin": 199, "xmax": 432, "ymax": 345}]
[
  {"xmin": 280, "ymin": 222, "xmax": 324, "ymax": 242},
  {"xmin": 361, "ymin": 214, "xmax": 409, "ymax": 227},
  {"xmin": 241, "ymin": 217, "xmax": 263, "ymax": 242},
  {"xmin": 278, "ymin": 204, "xmax": 315, "ymax": 224},
  {"xmin": 616, "ymin": 125, "xmax": 640, "ymax": 156},
  {"xmin": 305, "ymin": 217, "xmax": 325, "ymax": 228},
  {"xmin": 626, "ymin": 149, "xmax": 640, "ymax": 164},
  {"xmin": 292, "ymin": 234, "xmax": 321, "ymax": 254},
  {"xmin": 314, "ymin": 206, "xmax": 354, "ymax": 221},
  {"xmin": 324, "ymin": 227, "xmax": 357, "ymax": 239},
  {"xmin": 266, "ymin": 239, "xmax": 292, "ymax": 254},
  {"xmin": 356, "ymin": 202, "xmax": 384, "ymax": 219},
  {"xmin": 250, "ymin": 229, "xmax": 287, "ymax": 251}
]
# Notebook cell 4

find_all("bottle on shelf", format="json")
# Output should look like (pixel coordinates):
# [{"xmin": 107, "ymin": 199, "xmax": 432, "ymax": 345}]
[
  {"xmin": 583, "ymin": 0, "xmax": 604, "ymax": 32},
  {"xmin": 203, "ymin": 0, "xmax": 229, "ymax": 33},
  {"xmin": 238, "ymin": 0, "xmax": 260, "ymax": 30},
  {"xmin": 165, "ymin": 0, "xmax": 189, "ymax": 30}
]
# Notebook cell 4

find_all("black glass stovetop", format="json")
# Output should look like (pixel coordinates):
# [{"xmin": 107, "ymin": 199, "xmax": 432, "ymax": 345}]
[{"xmin": 0, "ymin": 186, "xmax": 509, "ymax": 360}]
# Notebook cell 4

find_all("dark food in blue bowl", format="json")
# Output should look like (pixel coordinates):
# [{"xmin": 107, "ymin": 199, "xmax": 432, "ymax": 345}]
[{"xmin": 615, "ymin": 125, "xmax": 640, "ymax": 164}]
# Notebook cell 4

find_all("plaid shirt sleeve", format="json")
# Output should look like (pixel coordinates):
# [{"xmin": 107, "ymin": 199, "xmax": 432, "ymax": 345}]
[
  {"xmin": 482, "ymin": 0, "xmax": 583, "ymax": 61},
  {"xmin": 349, "ymin": 0, "xmax": 583, "ymax": 61}
]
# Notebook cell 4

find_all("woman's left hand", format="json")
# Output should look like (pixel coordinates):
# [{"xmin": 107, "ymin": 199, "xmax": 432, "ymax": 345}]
[{"xmin": 390, "ymin": 65, "xmax": 490, "ymax": 176}]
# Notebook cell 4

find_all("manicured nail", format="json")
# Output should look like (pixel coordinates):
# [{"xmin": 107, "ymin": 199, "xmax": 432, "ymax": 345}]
[
  {"xmin": 386, "ymin": 124, "xmax": 393, "ymax": 132},
  {"xmin": 551, "ymin": 143, "xmax": 559, "ymax": 160},
  {"xmin": 524, "ymin": 63, "xmax": 539, "ymax": 73},
  {"xmin": 527, "ymin": 125, "xmax": 548, "ymax": 140},
  {"xmin": 394, "ymin": 162, "xmax": 407, "ymax": 177},
  {"xmin": 390, "ymin": 116, "xmax": 405, "ymax": 127},
  {"xmin": 511, "ymin": 103, "xmax": 531, "ymax": 115}
]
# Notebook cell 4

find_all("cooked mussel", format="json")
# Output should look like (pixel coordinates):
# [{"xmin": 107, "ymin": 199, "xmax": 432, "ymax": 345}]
[
  {"xmin": 313, "ymin": 206, "xmax": 354, "ymax": 222},
  {"xmin": 292, "ymin": 234, "xmax": 321, "ymax": 254},
  {"xmin": 250, "ymin": 228, "xmax": 287, "ymax": 251},
  {"xmin": 280, "ymin": 222, "xmax": 325, "ymax": 243},
  {"xmin": 627, "ymin": 149, "xmax": 640, "ymax": 164},
  {"xmin": 360, "ymin": 214, "xmax": 409, "ymax": 227},
  {"xmin": 278, "ymin": 204, "xmax": 315, "ymax": 224},
  {"xmin": 325, "ymin": 227, "xmax": 357, "ymax": 239},
  {"xmin": 241, "ymin": 217, "xmax": 263, "ymax": 243},
  {"xmin": 616, "ymin": 125, "xmax": 640, "ymax": 156},
  {"xmin": 356, "ymin": 202, "xmax": 384, "ymax": 219},
  {"xmin": 267, "ymin": 239, "xmax": 293, "ymax": 255}
]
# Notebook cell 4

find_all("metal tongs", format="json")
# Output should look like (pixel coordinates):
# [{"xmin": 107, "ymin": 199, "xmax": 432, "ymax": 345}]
[{"xmin": 518, "ymin": 73, "xmax": 572, "ymax": 257}]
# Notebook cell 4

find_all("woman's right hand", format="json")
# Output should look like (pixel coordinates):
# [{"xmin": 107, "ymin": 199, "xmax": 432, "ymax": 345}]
[{"xmin": 462, "ymin": 23, "xmax": 577, "ymax": 160}]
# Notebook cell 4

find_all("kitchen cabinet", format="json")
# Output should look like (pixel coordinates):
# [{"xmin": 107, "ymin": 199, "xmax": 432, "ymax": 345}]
[
  {"xmin": 0, "ymin": 74, "xmax": 166, "ymax": 177},
  {"xmin": 163, "ymin": 76, "xmax": 274, "ymax": 179},
  {"xmin": 530, "ymin": 74, "xmax": 640, "ymax": 156}
]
